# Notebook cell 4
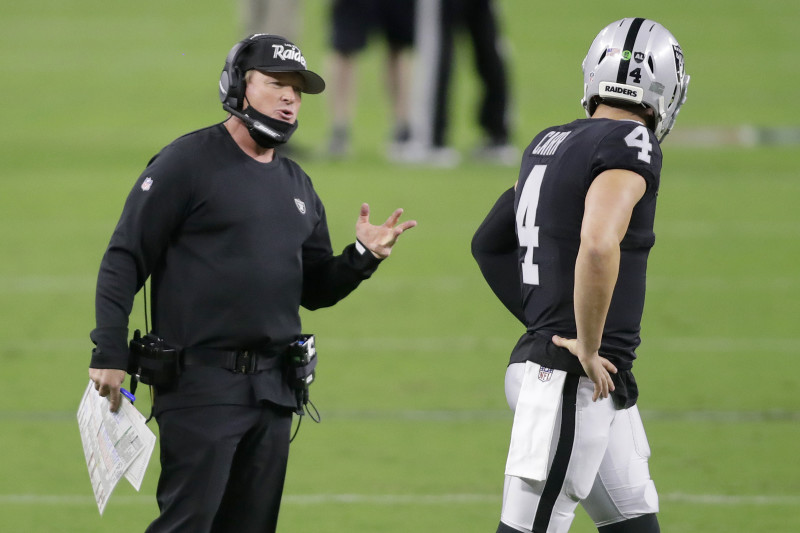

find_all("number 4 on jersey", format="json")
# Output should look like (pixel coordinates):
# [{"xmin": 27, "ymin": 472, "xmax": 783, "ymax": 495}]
[
  {"xmin": 624, "ymin": 125, "xmax": 653, "ymax": 163},
  {"xmin": 516, "ymin": 165, "xmax": 546, "ymax": 286}
]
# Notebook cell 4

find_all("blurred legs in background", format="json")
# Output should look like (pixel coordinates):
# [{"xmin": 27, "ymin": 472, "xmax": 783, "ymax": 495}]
[
  {"xmin": 404, "ymin": 0, "xmax": 517, "ymax": 167},
  {"xmin": 239, "ymin": 0, "xmax": 303, "ymax": 42},
  {"xmin": 327, "ymin": 0, "xmax": 416, "ymax": 159}
]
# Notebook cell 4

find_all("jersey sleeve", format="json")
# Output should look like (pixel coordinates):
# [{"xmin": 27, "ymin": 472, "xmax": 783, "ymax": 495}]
[
  {"xmin": 471, "ymin": 187, "xmax": 525, "ymax": 324},
  {"xmin": 90, "ymin": 146, "xmax": 194, "ymax": 369},
  {"xmin": 300, "ymin": 191, "xmax": 382, "ymax": 310},
  {"xmin": 591, "ymin": 122, "xmax": 662, "ymax": 193}
]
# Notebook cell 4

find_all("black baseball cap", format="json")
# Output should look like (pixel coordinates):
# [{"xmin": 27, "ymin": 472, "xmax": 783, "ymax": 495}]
[{"xmin": 238, "ymin": 34, "xmax": 325, "ymax": 94}]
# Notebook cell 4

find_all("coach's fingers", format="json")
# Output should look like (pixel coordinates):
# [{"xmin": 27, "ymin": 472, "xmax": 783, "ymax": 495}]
[
  {"xmin": 107, "ymin": 388, "xmax": 122, "ymax": 413},
  {"xmin": 358, "ymin": 203, "xmax": 371, "ymax": 224},
  {"xmin": 383, "ymin": 208, "xmax": 404, "ymax": 228},
  {"xmin": 89, "ymin": 367, "xmax": 126, "ymax": 412},
  {"xmin": 96, "ymin": 382, "xmax": 122, "ymax": 412},
  {"xmin": 394, "ymin": 219, "xmax": 417, "ymax": 235}
]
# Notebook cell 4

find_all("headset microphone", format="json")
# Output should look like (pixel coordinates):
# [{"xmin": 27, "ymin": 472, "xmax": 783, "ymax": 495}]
[{"xmin": 223, "ymin": 103, "xmax": 286, "ymax": 142}]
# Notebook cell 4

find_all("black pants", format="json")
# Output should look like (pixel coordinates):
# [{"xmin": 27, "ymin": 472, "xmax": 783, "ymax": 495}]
[
  {"xmin": 145, "ymin": 403, "xmax": 293, "ymax": 533},
  {"xmin": 434, "ymin": 0, "xmax": 510, "ymax": 146}
]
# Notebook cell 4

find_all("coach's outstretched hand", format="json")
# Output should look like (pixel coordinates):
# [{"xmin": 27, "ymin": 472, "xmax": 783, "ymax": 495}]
[{"xmin": 356, "ymin": 203, "xmax": 417, "ymax": 259}]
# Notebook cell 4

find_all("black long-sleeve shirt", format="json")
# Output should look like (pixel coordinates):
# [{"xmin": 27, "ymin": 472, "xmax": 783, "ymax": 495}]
[
  {"xmin": 91, "ymin": 123, "xmax": 380, "ymax": 381},
  {"xmin": 471, "ymin": 187, "xmax": 525, "ymax": 324}
]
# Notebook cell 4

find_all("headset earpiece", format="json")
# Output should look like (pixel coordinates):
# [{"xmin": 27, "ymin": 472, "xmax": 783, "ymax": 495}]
[{"xmin": 219, "ymin": 39, "xmax": 252, "ymax": 110}]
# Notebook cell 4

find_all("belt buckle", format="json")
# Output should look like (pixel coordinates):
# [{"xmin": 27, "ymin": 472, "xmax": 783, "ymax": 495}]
[{"xmin": 234, "ymin": 350, "xmax": 257, "ymax": 374}]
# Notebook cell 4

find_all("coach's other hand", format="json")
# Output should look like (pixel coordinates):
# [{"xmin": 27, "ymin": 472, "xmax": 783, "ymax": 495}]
[{"xmin": 89, "ymin": 368, "xmax": 127, "ymax": 413}]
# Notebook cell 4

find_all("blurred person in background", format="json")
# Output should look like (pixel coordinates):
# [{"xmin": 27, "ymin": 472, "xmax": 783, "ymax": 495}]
[
  {"xmin": 326, "ymin": 0, "xmax": 417, "ymax": 158},
  {"xmin": 472, "ymin": 17, "xmax": 689, "ymax": 533},
  {"xmin": 240, "ymin": 0, "xmax": 303, "ymax": 42},
  {"xmin": 402, "ymin": 0, "xmax": 515, "ymax": 167},
  {"xmin": 88, "ymin": 34, "xmax": 416, "ymax": 532}
]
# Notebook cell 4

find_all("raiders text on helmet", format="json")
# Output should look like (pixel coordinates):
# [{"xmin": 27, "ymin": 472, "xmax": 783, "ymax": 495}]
[{"xmin": 581, "ymin": 18, "xmax": 690, "ymax": 142}]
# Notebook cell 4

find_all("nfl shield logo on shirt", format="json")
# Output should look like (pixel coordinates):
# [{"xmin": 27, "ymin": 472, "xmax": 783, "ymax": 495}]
[
  {"xmin": 141, "ymin": 177, "xmax": 153, "ymax": 191},
  {"xmin": 538, "ymin": 366, "xmax": 554, "ymax": 382},
  {"xmin": 294, "ymin": 198, "xmax": 306, "ymax": 214}
]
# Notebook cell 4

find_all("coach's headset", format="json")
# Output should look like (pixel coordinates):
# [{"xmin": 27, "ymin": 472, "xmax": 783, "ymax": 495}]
[
  {"xmin": 218, "ymin": 34, "xmax": 302, "ymax": 146},
  {"xmin": 219, "ymin": 37, "xmax": 254, "ymax": 111}
]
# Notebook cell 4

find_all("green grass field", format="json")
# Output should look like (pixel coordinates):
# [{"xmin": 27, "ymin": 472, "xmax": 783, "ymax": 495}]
[{"xmin": 1, "ymin": 1, "xmax": 799, "ymax": 531}]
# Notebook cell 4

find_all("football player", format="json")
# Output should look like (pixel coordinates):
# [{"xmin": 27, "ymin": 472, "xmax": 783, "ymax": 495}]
[{"xmin": 472, "ymin": 18, "xmax": 689, "ymax": 533}]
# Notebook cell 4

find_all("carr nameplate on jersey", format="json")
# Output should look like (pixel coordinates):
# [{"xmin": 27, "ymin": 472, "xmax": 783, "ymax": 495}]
[{"xmin": 531, "ymin": 131, "xmax": 572, "ymax": 156}]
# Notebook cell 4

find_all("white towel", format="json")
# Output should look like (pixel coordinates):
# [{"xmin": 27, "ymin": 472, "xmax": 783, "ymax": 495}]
[{"xmin": 505, "ymin": 361, "xmax": 567, "ymax": 481}]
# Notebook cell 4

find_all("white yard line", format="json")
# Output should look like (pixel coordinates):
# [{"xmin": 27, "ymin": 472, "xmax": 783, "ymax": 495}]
[
  {"xmin": 5, "ymin": 269, "xmax": 800, "ymax": 295},
  {"xmin": 667, "ymin": 125, "xmax": 800, "ymax": 147},
  {"xmin": 1, "ymin": 492, "xmax": 798, "ymax": 507},
  {"xmin": 0, "ymin": 275, "xmax": 95, "ymax": 294},
  {"xmin": 1, "ymin": 408, "xmax": 798, "ymax": 423},
  {"xmin": 8, "ymin": 334, "xmax": 797, "ymax": 355}
]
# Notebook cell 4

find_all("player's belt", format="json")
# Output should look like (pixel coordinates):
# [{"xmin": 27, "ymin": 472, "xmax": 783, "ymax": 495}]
[{"xmin": 181, "ymin": 346, "xmax": 285, "ymax": 374}]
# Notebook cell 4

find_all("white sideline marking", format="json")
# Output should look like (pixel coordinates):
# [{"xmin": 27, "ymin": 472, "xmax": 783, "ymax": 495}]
[
  {"xmin": 647, "ymin": 275, "xmax": 800, "ymax": 291},
  {"xmin": 1, "ymin": 492, "xmax": 798, "ymax": 506},
  {"xmin": 302, "ymin": 336, "xmax": 800, "ymax": 355},
  {"xmin": 3, "ymin": 334, "xmax": 799, "ymax": 355},
  {"xmin": 655, "ymin": 221, "xmax": 800, "ymax": 239},
  {"xmin": 2, "ymin": 409, "xmax": 798, "ymax": 423},
  {"xmin": 644, "ymin": 337, "xmax": 798, "ymax": 354},
  {"xmin": 5, "ymin": 334, "xmax": 799, "ymax": 355},
  {"xmin": 667, "ymin": 125, "xmax": 800, "ymax": 147},
  {"xmin": 661, "ymin": 493, "xmax": 800, "ymax": 506},
  {"xmin": 0, "ymin": 275, "xmax": 95, "ymax": 294},
  {"xmin": 307, "ymin": 409, "xmax": 800, "ymax": 423},
  {"xmin": 5, "ymin": 269, "xmax": 800, "ymax": 294}
]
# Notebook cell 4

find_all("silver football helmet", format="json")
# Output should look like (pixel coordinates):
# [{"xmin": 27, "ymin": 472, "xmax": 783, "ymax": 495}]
[{"xmin": 581, "ymin": 18, "xmax": 690, "ymax": 142}]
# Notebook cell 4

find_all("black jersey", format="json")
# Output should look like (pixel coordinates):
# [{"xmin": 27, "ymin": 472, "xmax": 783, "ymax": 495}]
[
  {"xmin": 510, "ymin": 118, "xmax": 662, "ymax": 375},
  {"xmin": 91, "ymin": 124, "xmax": 380, "ymax": 375}
]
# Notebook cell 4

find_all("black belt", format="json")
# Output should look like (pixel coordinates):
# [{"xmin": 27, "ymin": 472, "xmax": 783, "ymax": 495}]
[{"xmin": 182, "ymin": 347, "xmax": 286, "ymax": 374}]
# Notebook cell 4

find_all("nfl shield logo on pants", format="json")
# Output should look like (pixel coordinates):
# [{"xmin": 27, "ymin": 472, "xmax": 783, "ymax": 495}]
[{"xmin": 538, "ymin": 366, "xmax": 554, "ymax": 382}]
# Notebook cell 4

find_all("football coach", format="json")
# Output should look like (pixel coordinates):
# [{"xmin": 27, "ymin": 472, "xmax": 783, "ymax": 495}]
[{"xmin": 88, "ymin": 33, "xmax": 416, "ymax": 532}]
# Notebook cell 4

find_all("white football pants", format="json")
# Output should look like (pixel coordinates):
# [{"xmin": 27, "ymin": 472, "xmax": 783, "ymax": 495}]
[{"xmin": 500, "ymin": 362, "xmax": 659, "ymax": 533}]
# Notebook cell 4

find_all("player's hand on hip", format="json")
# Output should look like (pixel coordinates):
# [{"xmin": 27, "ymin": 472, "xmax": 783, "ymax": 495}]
[
  {"xmin": 355, "ymin": 203, "xmax": 417, "ymax": 259},
  {"xmin": 89, "ymin": 367, "xmax": 127, "ymax": 413},
  {"xmin": 552, "ymin": 335, "xmax": 617, "ymax": 402}
]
